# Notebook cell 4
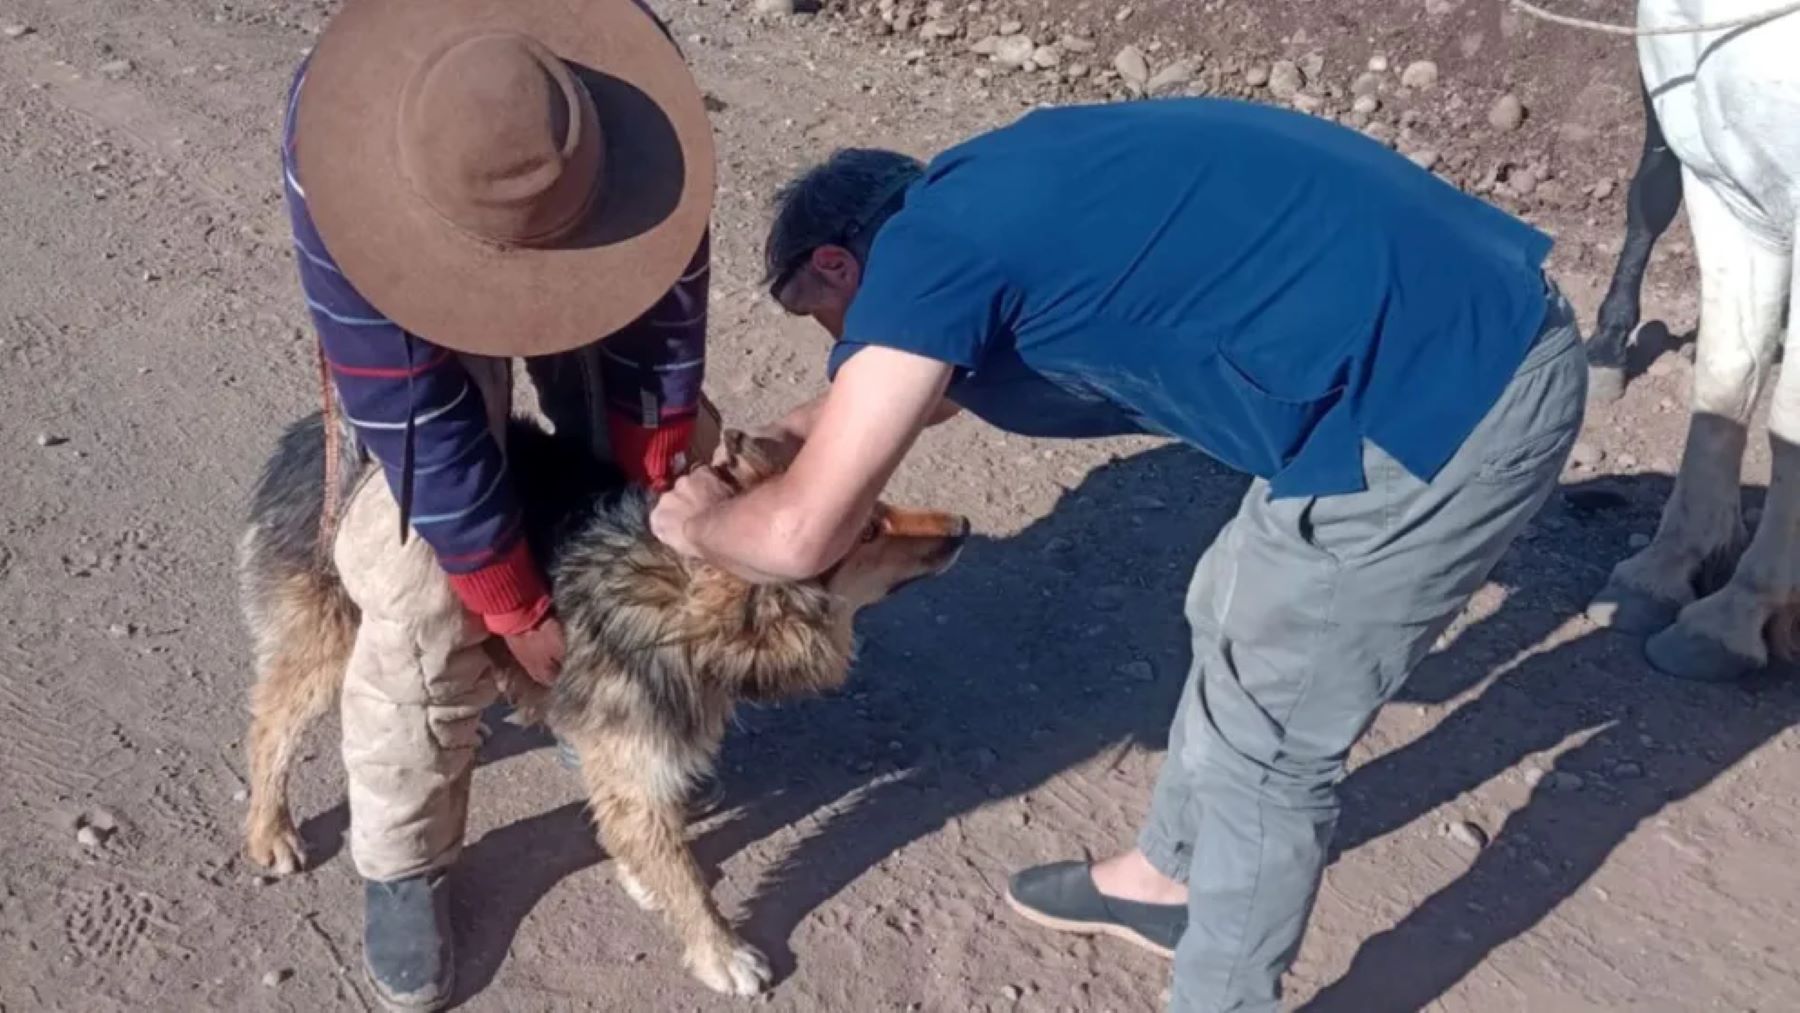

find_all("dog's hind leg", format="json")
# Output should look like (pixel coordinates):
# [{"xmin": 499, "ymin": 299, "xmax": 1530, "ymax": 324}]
[
  {"xmin": 243, "ymin": 568, "xmax": 356, "ymax": 875},
  {"xmin": 570, "ymin": 734, "xmax": 773, "ymax": 997}
]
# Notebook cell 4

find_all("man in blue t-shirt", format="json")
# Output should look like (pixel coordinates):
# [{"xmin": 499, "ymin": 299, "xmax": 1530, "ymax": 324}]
[{"xmin": 651, "ymin": 99, "xmax": 1586, "ymax": 1012}]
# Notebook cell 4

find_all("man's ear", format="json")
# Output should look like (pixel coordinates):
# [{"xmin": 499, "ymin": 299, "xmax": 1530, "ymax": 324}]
[{"xmin": 810, "ymin": 244, "xmax": 861, "ymax": 289}]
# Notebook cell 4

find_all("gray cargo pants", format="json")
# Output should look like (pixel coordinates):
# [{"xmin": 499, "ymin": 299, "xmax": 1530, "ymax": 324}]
[{"xmin": 1142, "ymin": 288, "xmax": 1586, "ymax": 1012}]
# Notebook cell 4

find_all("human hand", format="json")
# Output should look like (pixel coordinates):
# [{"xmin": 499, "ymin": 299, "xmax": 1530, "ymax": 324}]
[
  {"xmin": 649, "ymin": 466, "xmax": 736, "ymax": 558},
  {"xmin": 502, "ymin": 613, "xmax": 567, "ymax": 686}
]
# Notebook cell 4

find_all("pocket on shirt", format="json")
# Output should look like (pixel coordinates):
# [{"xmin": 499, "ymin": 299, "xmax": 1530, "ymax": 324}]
[{"xmin": 1212, "ymin": 353, "xmax": 1346, "ymax": 477}]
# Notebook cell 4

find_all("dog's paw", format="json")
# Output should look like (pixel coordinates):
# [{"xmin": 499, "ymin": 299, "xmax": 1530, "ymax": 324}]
[
  {"xmin": 244, "ymin": 820, "xmax": 307, "ymax": 876},
  {"xmin": 686, "ymin": 938, "xmax": 772, "ymax": 997},
  {"xmin": 616, "ymin": 865, "xmax": 662, "ymax": 912}
]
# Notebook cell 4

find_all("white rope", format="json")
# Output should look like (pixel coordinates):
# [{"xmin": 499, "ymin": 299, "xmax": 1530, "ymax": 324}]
[{"xmin": 1508, "ymin": 0, "xmax": 1800, "ymax": 35}]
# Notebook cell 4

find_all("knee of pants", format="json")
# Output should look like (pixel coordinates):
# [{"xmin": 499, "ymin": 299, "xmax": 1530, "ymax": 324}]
[{"xmin": 1181, "ymin": 705, "xmax": 1345, "ymax": 816}]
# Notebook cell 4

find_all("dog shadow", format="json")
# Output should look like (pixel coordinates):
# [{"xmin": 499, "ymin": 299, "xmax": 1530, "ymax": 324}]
[{"xmin": 675, "ymin": 447, "xmax": 1797, "ymax": 1004}]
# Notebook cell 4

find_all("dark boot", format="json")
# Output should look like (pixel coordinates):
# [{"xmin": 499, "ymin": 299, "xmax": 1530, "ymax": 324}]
[{"xmin": 363, "ymin": 872, "xmax": 454, "ymax": 1011}]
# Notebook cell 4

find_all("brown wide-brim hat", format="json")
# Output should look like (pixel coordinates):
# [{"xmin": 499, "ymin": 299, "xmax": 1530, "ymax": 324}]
[{"xmin": 295, "ymin": 0, "xmax": 714, "ymax": 357}]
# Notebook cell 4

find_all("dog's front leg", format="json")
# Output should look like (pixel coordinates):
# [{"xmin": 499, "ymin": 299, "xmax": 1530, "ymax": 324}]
[{"xmin": 568, "ymin": 735, "xmax": 772, "ymax": 997}]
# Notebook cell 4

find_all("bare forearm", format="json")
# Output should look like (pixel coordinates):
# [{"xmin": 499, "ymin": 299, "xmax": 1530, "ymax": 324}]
[
  {"xmin": 770, "ymin": 393, "xmax": 958, "ymax": 444},
  {"xmin": 688, "ymin": 486, "xmax": 841, "ymax": 583}
]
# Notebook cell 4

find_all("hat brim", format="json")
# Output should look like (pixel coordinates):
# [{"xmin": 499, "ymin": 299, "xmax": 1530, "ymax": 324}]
[{"xmin": 294, "ymin": 0, "xmax": 714, "ymax": 357}]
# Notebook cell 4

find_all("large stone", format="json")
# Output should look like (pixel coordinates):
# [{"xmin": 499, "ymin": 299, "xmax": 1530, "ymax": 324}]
[
  {"xmin": 1113, "ymin": 45, "xmax": 1149, "ymax": 87},
  {"xmin": 1400, "ymin": 59, "xmax": 1439, "ymax": 89},
  {"xmin": 1268, "ymin": 60, "xmax": 1305, "ymax": 99}
]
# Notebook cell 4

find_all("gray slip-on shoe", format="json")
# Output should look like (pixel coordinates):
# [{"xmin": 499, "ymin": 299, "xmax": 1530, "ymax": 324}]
[
  {"xmin": 1006, "ymin": 861, "xmax": 1186, "ymax": 958},
  {"xmin": 363, "ymin": 872, "xmax": 454, "ymax": 1011}
]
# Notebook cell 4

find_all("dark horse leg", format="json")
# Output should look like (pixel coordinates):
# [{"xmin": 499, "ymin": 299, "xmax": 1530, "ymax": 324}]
[{"xmin": 1588, "ymin": 79, "xmax": 1685, "ymax": 403}]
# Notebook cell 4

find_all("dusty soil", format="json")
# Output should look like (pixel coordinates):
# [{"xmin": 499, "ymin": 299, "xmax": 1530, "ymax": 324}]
[{"xmin": 2, "ymin": 0, "xmax": 1797, "ymax": 1010}]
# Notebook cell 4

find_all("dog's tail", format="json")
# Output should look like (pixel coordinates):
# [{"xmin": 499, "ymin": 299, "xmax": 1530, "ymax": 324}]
[{"xmin": 239, "ymin": 414, "xmax": 360, "ymax": 872}]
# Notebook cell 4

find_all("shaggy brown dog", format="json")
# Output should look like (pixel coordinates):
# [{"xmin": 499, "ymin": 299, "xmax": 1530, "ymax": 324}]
[{"xmin": 238, "ymin": 414, "xmax": 968, "ymax": 996}]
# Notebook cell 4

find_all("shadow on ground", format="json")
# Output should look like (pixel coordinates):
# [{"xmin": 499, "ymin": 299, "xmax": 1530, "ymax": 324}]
[{"xmin": 431, "ymin": 441, "xmax": 1795, "ymax": 1007}]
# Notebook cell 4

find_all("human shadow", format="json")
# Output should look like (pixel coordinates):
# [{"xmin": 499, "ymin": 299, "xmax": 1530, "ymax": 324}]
[
  {"xmin": 687, "ymin": 443, "xmax": 1250, "ymax": 979},
  {"xmin": 1306, "ymin": 471, "xmax": 1800, "ymax": 1010}
]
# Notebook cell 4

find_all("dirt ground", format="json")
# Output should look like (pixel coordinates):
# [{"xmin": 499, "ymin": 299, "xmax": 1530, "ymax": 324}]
[{"xmin": 3, "ymin": 0, "xmax": 1798, "ymax": 1009}]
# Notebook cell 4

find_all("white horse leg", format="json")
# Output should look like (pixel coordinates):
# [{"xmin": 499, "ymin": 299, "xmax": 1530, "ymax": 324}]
[
  {"xmin": 1588, "ymin": 170, "xmax": 1786, "ymax": 637},
  {"xmin": 1646, "ymin": 215, "xmax": 1800, "ymax": 681}
]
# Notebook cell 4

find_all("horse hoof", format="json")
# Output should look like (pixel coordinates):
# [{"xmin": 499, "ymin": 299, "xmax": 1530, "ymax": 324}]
[
  {"xmin": 1586, "ymin": 365, "xmax": 1626, "ymax": 405},
  {"xmin": 1587, "ymin": 580, "xmax": 1682, "ymax": 635},
  {"xmin": 1644, "ymin": 623, "xmax": 1761, "ymax": 683}
]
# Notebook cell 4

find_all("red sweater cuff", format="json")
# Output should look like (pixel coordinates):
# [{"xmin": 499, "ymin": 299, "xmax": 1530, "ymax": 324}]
[
  {"xmin": 610, "ymin": 416, "xmax": 697, "ymax": 492},
  {"xmin": 444, "ymin": 540, "xmax": 552, "ymax": 634}
]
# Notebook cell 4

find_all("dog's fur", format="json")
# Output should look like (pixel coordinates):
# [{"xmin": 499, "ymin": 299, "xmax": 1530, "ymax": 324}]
[{"xmin": 238, "ymin": 413, "xmax": 967, "ymax": 995}]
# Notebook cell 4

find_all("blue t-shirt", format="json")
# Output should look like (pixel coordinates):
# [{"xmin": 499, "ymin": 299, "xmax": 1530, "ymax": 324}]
[{"xmin": 829, "ymin": 99, "xmax": 1553, "ymax": 498}]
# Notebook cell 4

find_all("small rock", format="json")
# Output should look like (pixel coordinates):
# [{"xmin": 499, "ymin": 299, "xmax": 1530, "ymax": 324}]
[
  {"xmin": 1114, "ymin": 5, "xmax": 1135, "ymax": 21},
  {"xmin": 1569, "ymin": 442, "xmax": 1604, "ymax": 469},
  {"xmin": 1244, "ymin": 64, "xmax": 1270, "ymax": 88},
  {"xmin": 1399, "ymin": 59, "xmax": 1439, "ymax": 90},
  {"xmin": 1446, "ymin": 820, "xmax": 1489, "ymax": 849},
  {"xmin": 1113, "ymin": 45, "xmax": 1149, "ymax": 87},
  {"xmin": 1032, "ymin": 45, "xmax": 1062, "ymax": 69},
  {"xmin": 1002, "ymin": 984, "xmax": 1023, "ymax": 1001},
  {"xmin": 1508, "ymin": 168, "xmax": 1540, "ymax": 197},
  {"xmin": 1408, "ymin": 148, "xmax": 1441, "ymax": 171},
  {"xmin": 993, "ymin": 35, "xmax": 1037, "ymax": 68},
  {"xmin": 36, "ymin": 433, "xmax": 67, "ymax": 448},
  {"xmin": 1118, "ymin": 660, "xmax": 1156, "ymax": 683},
  {"xmin": 970, "ymin": 34, "xmax": 1000, "ymax": 55},
  {"xmin": 1547, "ymin": 771, "xmax": 1585, "ymax": 792},
  {"xmin": 1368, "ymin": 54, "xmax": 1391, "ymax": 72},
  {"xmin": 1065, "ymin": 63, "xmax": 1090, "ymax": 79},
  {"xmin": 89, "ymin": 809, "xmax": 119, "ymax": 832},
  {"xmin": 1613, "ymin": 761, "xmax": 1644, "ymax": 779},
  {"xmin": 99, "ymin": 58, "xmax": 134, "ymax": 78},
  {"xmin": 1628, "ymin": 533, "xmax": 1652, "ymax": 550},
  {"xmin": 1291, "ymin": 93, "xmax": 1325, "ymax": 114},
  {"xmin": 106, "ymin": 623, "xmax": 131, "ymax": 639},
  {"xmin": 1299, "ymin": 51, "xmax": 1325, "ymax": 80},
  {"xmin": 76, "ymin": 825, "xmax": 106, "ymax": 848},
  {"xmin": 261, "ymin": 969, "xmax": 290, "ymax": 988},
  {"xmin": 1268, "ymin": 60, "xmax": 1304, "ymax": 99},
  {"xmin": 1352, "ymin": 94, "xmax": 1381, "ymax": 115},
  {"xmin": 1351, "ymin": 72, "xmax": 1381, "ymax": 96},
  {"xmin": 3, "ymin": 24, "xmax": 33, "ymax": 39},
  {"xmin": 919, "ymin": 20, "xmax": 957, "ymax": 40},
  {"xmin": 1059, "ymin": 35, "xmax": 1097, "ymax": 52},
  {"xmin": 1591, "ymin": 178, "xmax": 1617, "ymax": 201},
  {"xmin": 1488, "ymin": 93, "xmax": 1526, "ymax": 131},
  {"xmin": 998, "ymin": 19, "xmax": 1023, "ymax": 35},
  {"xmin": 232, "ymin": 788, "xmax": 249, "ymax": 803},
  {"xmin": 1146, "ymin": 58, "xmax": 1197, "ymax": 94}
]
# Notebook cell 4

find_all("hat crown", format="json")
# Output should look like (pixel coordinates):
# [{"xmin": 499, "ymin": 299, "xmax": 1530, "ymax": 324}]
[{"xmin": 398, "ymin": 32, "xmax": 604, "ymax": 246}]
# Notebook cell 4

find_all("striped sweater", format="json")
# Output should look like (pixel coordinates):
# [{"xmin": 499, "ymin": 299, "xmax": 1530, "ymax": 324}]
[{"xmin": 281, "ymin": 65, "xmax": 708, "ymax": 630}]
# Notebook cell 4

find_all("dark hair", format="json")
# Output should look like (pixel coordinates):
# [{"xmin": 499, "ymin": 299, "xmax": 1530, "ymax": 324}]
[{"xmin": 763, "ymin": 148, "xmax": 925, "ymax": 297}]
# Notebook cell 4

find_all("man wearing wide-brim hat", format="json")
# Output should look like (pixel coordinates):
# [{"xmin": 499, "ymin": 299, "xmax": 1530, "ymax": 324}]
[{"xmin": 281, "ymin": 0, "xmax": 716, "ymax": 1006}]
